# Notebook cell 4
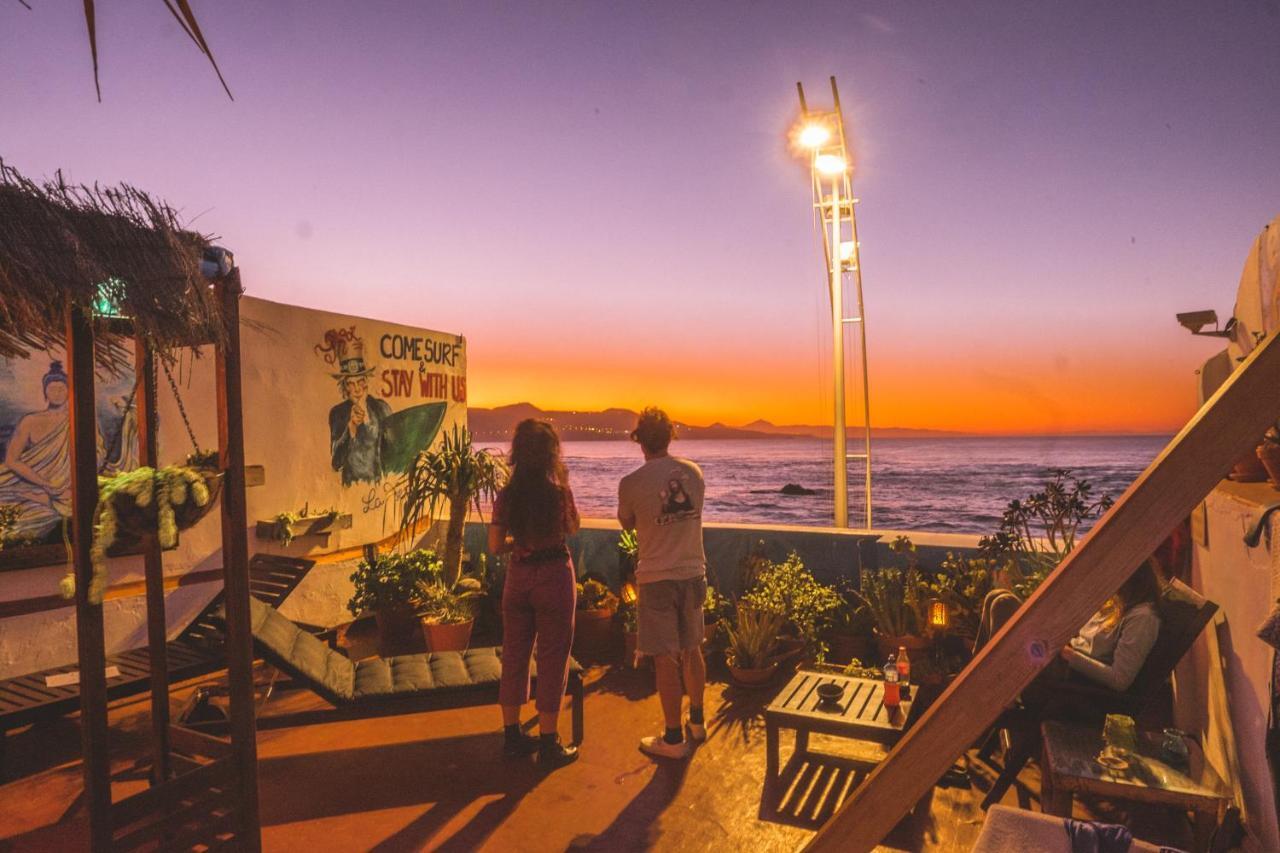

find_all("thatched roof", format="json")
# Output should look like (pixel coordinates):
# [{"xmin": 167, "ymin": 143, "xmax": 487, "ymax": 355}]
[{"xmin": 0, "ymin": 160, "xmax": 228, "ymax": 369}]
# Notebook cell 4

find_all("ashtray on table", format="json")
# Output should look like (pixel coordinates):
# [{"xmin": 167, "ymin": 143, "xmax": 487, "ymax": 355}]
[
  {"xmin": 1094, "ymin": 746, "xmax": 1131, "ymax": 772},
  {"xmin": 816, "ymin": 682, "xmax": 845, "ymax": 706}
]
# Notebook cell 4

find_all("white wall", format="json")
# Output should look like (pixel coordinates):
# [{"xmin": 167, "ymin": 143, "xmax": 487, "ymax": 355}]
[{"xmin": 0, "ymin": 295, "xmax": 466, "ymax": 678}]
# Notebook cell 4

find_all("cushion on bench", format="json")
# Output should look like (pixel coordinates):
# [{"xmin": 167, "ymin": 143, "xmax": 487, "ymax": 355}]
[
  {"xmin": 244, "ymin": 596, "xmax": 356, "ymax": 704},
  {"xmin": 353, "ymin": 648, "xmax": 503, "ymax": 698}
]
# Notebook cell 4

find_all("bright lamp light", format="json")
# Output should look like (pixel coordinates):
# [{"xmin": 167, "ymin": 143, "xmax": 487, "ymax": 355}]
[
  {"xmin": 798, "ymin": 124, "xmax": 831, "ymax": 148},
  {"xmin": 815, "ymin": 154, "xmax": 847, "ymax": 175}
]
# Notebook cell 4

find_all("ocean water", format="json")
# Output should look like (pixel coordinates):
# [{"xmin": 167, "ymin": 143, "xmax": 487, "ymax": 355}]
[{"xmin": 480, "ymin": 435, "xmax": 1170, "ymax": 534}]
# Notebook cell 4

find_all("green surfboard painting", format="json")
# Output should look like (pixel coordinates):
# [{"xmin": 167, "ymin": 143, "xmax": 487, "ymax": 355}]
[{"xmin": 380, "ymin": 402, "xmax": 448, "ymax": 474}]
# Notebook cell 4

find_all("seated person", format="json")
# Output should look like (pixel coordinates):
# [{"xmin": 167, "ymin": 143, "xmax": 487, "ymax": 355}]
[{"xmin": 975, "ymin": 559, "xmax": 1164, "ymax": 693}]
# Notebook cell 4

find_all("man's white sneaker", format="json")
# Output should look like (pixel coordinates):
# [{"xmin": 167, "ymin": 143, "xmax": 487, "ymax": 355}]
[
  {"xmin": 640, "ymin": 735, "xmax": 690, "ymax": 759},
  {"xmin": 686, "ymin": 722, "xmax": 706, "ymax": 742}
]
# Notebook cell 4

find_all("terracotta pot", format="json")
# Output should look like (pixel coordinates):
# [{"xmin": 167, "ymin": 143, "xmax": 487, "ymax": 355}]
[
  {"xmin": 827, "ymin": 632, "xmax": 872, "ymax": 665},
  {"xmin": 1258, "ymin": 443, "xmax": 1280, "ymax": 487},
  {"xmin": 1231, "ymin": 446, "xmax": 1269, "ymax": 482},
  {"xmin": 375, "ymin": 605, "xmax": 418, "ymax": 652},
  {"xmin": 421, "ymin": 618, "xmax": 473, "ymax": 653},
  {"xmin": 728, "ymin": 660, "xmax": 779, "ymax": 687},
  {"xmin": 874, "ymin": 633, "xmax": 930, "ymax": 661},
  {"xmin": 573, "ymin": 606, "xmax": 617, "ymax": 658}
]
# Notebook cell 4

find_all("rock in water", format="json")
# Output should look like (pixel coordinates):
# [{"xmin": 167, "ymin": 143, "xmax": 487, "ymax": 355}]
[{"xmin": 779, "ymin": 483, "xmax": 817, "ymax": 496}]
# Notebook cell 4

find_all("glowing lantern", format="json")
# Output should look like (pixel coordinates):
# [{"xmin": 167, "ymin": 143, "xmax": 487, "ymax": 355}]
[
  {"xmin": 928, "ymin": 599, "xmax": 950, "ymax": 631},
  {"xmin": 621, "ymin": 582, "xmax": 638, "ymax": 606}
]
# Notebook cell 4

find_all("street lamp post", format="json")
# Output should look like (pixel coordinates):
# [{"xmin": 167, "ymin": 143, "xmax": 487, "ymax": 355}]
[{"xmin": 795, "ymin": 77, "xmax": 873, "ymax": 530}]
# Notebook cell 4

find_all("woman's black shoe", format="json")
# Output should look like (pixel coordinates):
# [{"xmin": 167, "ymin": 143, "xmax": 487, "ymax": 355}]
[
  {"xmin": 503, "ymin": 733, "xmax": 541, "ymax": 758},
  {"xmin": 537, "ymin": 739, "xmax": 579, "ymax": 770}
]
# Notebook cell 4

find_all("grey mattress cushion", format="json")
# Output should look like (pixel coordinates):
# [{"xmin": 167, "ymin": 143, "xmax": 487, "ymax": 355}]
[
  {"xmin": 353, "ymin": 648, "xmax": 504, "ymax": 699},
  {"xmin": 352, "ymin": 648, "xmax": 584, "ymax": 700},
  {"xmin": 244, "ymin": 596, "xmax": 355, "ymax": 704}
]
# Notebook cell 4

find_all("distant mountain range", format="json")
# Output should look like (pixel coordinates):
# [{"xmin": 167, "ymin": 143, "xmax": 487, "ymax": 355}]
[{"xmin": 467, "ymin": 403, "xmax": 964, "ymax": 442}]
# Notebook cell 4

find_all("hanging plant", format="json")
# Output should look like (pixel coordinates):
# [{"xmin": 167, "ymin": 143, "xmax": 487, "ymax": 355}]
[{"xmin": 59, "ymin": 455, "xmax": 222, "ymax": 605}]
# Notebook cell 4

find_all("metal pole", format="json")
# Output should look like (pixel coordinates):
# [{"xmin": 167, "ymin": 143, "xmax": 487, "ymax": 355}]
[
  {"xmin": 847, "ymin": 203, "xmax": 872, "ymax": 529},
  {"xmin": 830, "ymin": 174, "xmax": 848, "ymax": 528}
]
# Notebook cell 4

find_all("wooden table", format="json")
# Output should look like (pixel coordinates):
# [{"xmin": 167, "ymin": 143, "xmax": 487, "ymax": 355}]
[
  {"xmin": 763, "ymin": 671, "xmax": 914, "ymax": 808},
  {"xmin": 1041, "ymin": 720, "xmax": 1232, "ymax": 852}
]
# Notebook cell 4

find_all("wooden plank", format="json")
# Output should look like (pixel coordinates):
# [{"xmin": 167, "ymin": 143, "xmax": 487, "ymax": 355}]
[
  {"xmin": 806, "ymin": 328, "xmax": 1280, "ymax": 852},
  {"xmin": 168, "ymin": 723, "xmax": 232, "ymax": 759},
  {"xmin": 0, "ymin": 568, "xmax": 224, "ymax": 619},
  {"xmin": 111, "ymin": 757, "xmax": 233, "ymax": 830},
  {"xmin": 67, "ymin": 304, "xmax": 113, "ymax": 853},
  {"xmin": 135, "ymin": 336, "xmax": 173, "ymax": 784},
  {"xmin": 214, "ymin": 272, "xmax": 262, "ymax": 851}
]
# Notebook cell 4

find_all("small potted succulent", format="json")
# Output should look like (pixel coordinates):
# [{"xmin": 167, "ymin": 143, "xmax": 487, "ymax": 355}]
[
  {"xmin": 723, "ymin": 606, "xmax": 785, "ymax": 687},
  {"xmin": 1257, "ymin": 422, "xmax": 1280, "ymax": 488}
]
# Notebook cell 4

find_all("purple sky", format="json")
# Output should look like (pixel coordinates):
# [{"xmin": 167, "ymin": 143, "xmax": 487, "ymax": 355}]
[{"xmin": 3, "ymin": 2, "xmax": 1278, "ymax": 431}]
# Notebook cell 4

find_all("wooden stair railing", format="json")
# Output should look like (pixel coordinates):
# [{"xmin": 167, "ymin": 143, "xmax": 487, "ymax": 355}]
[{"xmin": 806, "ymin": 328, "xmax": 1280, "ymax": 853}]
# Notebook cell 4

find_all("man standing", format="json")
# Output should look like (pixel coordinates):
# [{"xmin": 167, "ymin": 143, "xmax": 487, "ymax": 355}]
[{"xmin": 618, "ymin": 407, "xmax": 707, "ymax": 758}]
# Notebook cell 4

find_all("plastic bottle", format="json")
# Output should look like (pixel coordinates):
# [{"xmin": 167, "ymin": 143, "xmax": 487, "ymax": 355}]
[
  {"xmin": 897, "ymin": 645, "xmax": 911, "ymax": 691},
  {"xmin": 883, "ymin": 653, "xmax": 901, "ymax": 707}
]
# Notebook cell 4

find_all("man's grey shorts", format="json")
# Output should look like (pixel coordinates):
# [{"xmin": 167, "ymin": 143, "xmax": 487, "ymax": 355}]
[{"xmin": 637, "ymin": 576, "xmax": 707, "ymax": 658}]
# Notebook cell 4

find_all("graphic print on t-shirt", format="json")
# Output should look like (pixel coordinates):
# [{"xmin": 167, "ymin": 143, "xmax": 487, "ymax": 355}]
[{"xmin": 657, "ymin": 472, "xmax": 699, "ymax": 526}]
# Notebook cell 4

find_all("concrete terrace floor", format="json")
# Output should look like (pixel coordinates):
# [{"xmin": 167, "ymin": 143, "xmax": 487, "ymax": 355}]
[{"xmin": 0, "ymin": 660, "xmax": 1195, "ymax": 852}]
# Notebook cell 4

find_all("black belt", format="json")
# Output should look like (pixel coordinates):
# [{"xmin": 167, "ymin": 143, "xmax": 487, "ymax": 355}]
[{"xmin": 518, "ymin": 545, "xmax": 570, "ymax": 564}]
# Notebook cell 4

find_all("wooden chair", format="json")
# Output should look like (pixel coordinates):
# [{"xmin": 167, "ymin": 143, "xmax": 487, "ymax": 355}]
[
  {"xmin": 979, "ymin": 577, "xmax": 1218, "ymax": 808},
  {"xmin": 0, "ymin": 554, "xmax": 314, "ymax": 778},
  {"xmin": 206, "ymin": 596, "xmax": 586, "ymax": 745}
]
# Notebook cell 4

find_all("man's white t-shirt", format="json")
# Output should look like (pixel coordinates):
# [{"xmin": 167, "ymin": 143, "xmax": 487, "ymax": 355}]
[{"xmin": 618, "ymin": 455, "xmax": 706, "ymax": 583}]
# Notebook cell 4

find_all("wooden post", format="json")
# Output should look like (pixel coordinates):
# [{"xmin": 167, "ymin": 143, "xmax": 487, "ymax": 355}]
[
  {"xmin": 135, "ymin": 336, "xmax": 171, "ymax": 784},
  {"xmin": 807, "ymin": 329, "xmax": 1280, "ymax": 852},
  {"xmin": 66, "ymin": 304, "xmax": 112, "ymax": 851},
  {"xmin": 214, "ymin": 270, "xmax": 262, "ymax": 850}
]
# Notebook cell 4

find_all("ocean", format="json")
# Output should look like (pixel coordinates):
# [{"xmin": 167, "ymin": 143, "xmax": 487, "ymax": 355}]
[{"xmin": 481, "ymin": 435, "xmax": 1170, "ymax": 534}]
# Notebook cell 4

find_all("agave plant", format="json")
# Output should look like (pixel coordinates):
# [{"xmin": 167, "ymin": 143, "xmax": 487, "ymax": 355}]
[
  {"xmin": 401, "ymin": 425, "xmax": 508, "ymax": 587},
  {"xmin": 723, "ymin": 606, "xmax": 786, "ymax": 670}
]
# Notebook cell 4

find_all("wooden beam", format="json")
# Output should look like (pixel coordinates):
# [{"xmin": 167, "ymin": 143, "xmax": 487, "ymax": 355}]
[
  {"xmin": 808, "ymin": 329, "xmax": 1280, "ymax": 852},
  {"xmin": 66, "ymin": 304, "xmax": 112, "ymax": 852},
  {"xmin": 0, "ymin": 568, "xmax": 226, "ymax": 620},
  {"xmin": 135, "ymin": 336, "xmax": 172, "ymax": 784},
  {"xmin": 214, "ymin": 271, "xmax": 262, "ymax": 850}
]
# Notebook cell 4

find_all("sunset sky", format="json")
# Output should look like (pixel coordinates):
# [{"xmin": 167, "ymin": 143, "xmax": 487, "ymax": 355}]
[{"xmin": 3, "ymin": 2, "xmax": 1278, "ymax": 434}]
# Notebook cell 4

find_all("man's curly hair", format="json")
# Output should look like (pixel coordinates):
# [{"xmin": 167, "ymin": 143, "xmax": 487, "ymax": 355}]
[{"xmin": 631, "ymin": 406, "xmax": 676, "ymax": 453}]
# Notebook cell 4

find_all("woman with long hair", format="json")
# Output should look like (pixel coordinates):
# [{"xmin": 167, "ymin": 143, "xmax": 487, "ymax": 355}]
[
  {"xmin": 489, "ymin": 419, "xmax": 580, "ymax": 768},
  {"xmin": 974, "ymin": 558, "xmax": 1164, "ymax": 693},
  {"xmin": 1059, "ymin": 558, "xmax": 1163, "ymax": 691}
]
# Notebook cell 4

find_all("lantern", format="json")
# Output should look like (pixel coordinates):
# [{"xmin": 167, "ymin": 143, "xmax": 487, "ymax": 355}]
[
  {"xmin": 621, "ymin": 582, "xmax": 638, "ymax": 606},
  {"xmin": 928, "ymin": 599, "xmax": 949, "ymax": 631}
]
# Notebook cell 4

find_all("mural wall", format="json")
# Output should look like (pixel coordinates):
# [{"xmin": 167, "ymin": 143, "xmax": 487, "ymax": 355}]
[
  {"xmin": 0, "ymin": 295, "xmax": 466, "ymax": 677},
  {"xmin": 0, "ymin": 356, "xmax": 138, "ymax": 546}
]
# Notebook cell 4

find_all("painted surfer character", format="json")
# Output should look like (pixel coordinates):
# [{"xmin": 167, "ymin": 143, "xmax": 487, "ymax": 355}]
[{"xmin": 319, "ymin": 330, "xmax": 392, "ymax": 486}]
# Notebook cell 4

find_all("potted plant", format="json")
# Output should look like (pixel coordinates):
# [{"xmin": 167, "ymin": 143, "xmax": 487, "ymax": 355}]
[
  {"xmin": 573, "ymin": 577, "xmax": 620, "ymax": 659},
  {"xmin": 401, "ymin": 425, "xmax": 508, "ymax": 589},
  {"xmin": 852, "ymin": 538, "xmax": 929, "ymax": 659},
  {"xmin": 825, "ymin": 581, "xmax": 874, "ymax": 664},
  {"xmin": 741, "ymin": 552, "xmax": 841, "ymax": 663},
  {"xmin": 66, "ymin": 450, "xmax": 223, "ymax": 605},
  {"xmin": 348, "ymin": 549, "xmax": 440, "ymax": 653},
  {"xmin": 922, "ymin": 553, "xmax": 997, "ymax": 644},
  {"xmin": 1257, "ymin": 423, "xmax": 1280, "ymax": 487},
  {"xmin": 977, "ymin": 469, "xmax": 1112, "ymax": 596},
  {"xmin": 417, "ymin": 569, "xmax": 483, "ymax": 652},
  {"xmin": 723, "ymin": 606, "xmax": 786, "ymax": 687}
]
